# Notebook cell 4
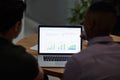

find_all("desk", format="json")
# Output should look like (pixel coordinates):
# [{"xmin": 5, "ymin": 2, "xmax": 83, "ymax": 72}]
[{"xmin": 16, "ymin": 34, "xmax": 120, "ymax": 79}]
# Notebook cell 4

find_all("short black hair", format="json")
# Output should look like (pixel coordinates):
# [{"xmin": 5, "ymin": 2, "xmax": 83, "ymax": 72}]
[
  {"xmin": 0, "ymin": 0, "xmax": 26, "ymax": 33},
  {"xmin": 85, "ymin": 1, "xmax": 117, "ymax": 36},
  {"xmin": 89, "ymin": 1, "xmax": 116, "ymax": 14}
]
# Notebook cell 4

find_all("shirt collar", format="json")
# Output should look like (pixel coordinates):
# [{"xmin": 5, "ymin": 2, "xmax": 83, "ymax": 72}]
[
  {"xmin": 88, "ymin": 36, "xmax": 114, "ymax": 46},
  {"xmin": 0, "ymin": 37, "xmax": 12, "ymax": 45}
]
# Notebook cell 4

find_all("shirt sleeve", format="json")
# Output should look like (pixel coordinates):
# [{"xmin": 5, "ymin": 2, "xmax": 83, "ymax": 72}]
[
  {"xmin": 15, "ymin": 46, "xmax": 39, "ymax": 80},
  {"xmin": 64, "ymin": 57, "xmax": 81, "ymax": 80}
]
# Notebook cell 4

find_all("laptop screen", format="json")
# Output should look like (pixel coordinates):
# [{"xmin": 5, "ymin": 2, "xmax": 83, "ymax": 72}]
[{"xmin": 38, "ymin": 25, "xmax": 82, "ymax": 54}]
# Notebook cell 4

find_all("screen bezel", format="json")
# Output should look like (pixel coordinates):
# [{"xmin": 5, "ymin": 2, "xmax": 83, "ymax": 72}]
[{"xmin": 38, "ymin": 25, "xmax": 83, "ymax": 55}]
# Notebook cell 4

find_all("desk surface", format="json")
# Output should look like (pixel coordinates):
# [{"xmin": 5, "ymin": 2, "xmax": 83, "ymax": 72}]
[{"xmin": 16, "ymin": 34, "xmax": 120, "ymax": 78}]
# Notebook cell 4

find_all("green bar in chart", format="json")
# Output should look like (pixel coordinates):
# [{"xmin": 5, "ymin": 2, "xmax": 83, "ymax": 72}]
[
  {"xmin": 58, "ymin": 44, "xmax": 66, "ymax": 50},
  {"xmin": 47, "ymin": 44, "xmax": 55, "ymax": 50},
  {"xmin": 68, "ymin": 44, "xmax": 76, "ymax": 50}
]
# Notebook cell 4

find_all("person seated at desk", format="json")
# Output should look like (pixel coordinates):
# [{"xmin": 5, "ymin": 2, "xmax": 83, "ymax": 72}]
[
  {"xmin": 64, "ymin": 1, "xmax": 120, "ymax": 80},
  {"xmin": 0, "ymin": 0, "xmax": 46, "ymax": 80}
]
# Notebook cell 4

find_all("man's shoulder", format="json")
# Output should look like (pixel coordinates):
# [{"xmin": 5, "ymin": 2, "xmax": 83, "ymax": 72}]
[
  {"xmin": 71, "ymin": 42, "xmax": 120, "ymax": 64},
  {"xmin": 0, "ymin": 43, "xmax": 35, "ymax": 60},
  {"xmin": 0, "ymin": 44, "xmax": 26, "ymax": 54},
  {"xmin": 70, "ymin": 45, "xmax": 102, "ymax": 64},
  {"xmin": 11, "ymin": 45, "xmax": 36, "ymax": 60}
]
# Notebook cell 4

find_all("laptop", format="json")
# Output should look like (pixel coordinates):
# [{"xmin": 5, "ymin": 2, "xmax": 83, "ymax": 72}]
[{"xmin": 38, "ymin": 25, "xmax": 82, "ymax": 67}]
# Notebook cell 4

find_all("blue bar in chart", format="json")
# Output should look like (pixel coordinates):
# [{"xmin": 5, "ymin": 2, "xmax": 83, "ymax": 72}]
[{"xmin": 68, "ymin": 44, "xmax": 76, "ymax": 50}]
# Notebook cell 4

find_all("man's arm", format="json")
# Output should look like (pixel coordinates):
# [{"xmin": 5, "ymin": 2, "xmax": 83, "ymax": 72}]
[
  {"xmin": 64, "ymin": 57, "xmax": 80, "ymax": 80},
  {"xmin": 15, "ymin": 45, "xmax": 45, "ymax": 80},
  {"xmin": 34, "ymin": 67, "xmax": 44, "ymax": 80}
]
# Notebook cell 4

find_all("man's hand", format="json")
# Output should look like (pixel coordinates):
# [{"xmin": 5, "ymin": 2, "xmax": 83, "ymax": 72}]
[{"xmin": 81, "ymin": 31, "xmax": 87, "ymax": 40}]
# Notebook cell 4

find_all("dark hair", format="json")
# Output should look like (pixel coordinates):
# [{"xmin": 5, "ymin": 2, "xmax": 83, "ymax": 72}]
[
  {"xmin": 0, "ymin": 0, "xmax": 26, "ymax": 33},
  {"xmin": 89, "ymin": 1, "xmax": 116, "ymax": 14},
  {"xmin": 86, "ymin": 1, "xmax": 117, "ymax": 36}
]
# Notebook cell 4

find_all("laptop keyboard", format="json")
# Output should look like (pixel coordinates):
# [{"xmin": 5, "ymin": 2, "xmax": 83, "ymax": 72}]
[{"xmin": 43, "ymin": 55, "xmax": 71, "ymax": 61}]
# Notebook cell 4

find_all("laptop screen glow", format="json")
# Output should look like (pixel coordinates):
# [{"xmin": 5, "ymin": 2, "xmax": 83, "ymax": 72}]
[{"xmin": 39, "ymin": 26, "xmax": 82, "ymax": 54}]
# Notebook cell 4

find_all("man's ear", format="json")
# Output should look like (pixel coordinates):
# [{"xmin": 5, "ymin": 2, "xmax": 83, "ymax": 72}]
[{"xmin": 14, "ymin": 21, "xmax": 22, "ymax": 32}]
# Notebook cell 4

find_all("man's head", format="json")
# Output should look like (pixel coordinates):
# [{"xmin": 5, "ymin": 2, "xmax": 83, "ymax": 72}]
[
  {"xmin": 83, "ymin": 1, "xmax": 117, "ymax": 40},
  {"xmin": 0, "ymin": 0, "xmax": 26, "ymax": 41}
]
